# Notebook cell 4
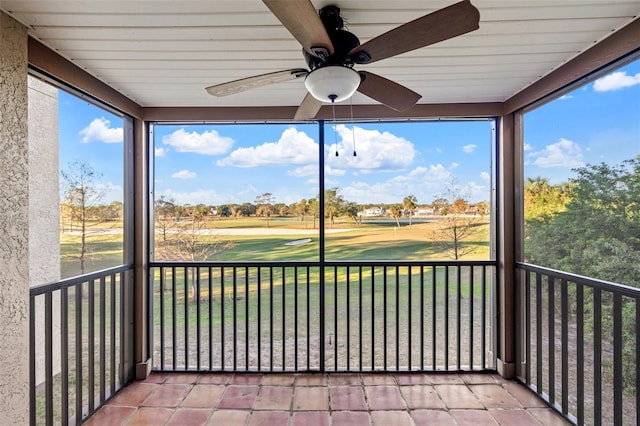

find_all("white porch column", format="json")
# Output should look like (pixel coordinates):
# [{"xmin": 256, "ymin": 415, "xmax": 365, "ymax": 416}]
[{"xmin": 0, "ymin": 11, "xmax": 30, "ymax": 423}]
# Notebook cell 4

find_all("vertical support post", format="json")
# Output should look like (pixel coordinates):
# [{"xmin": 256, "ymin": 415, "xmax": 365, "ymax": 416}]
[
  {"xmin": 0, "ymin": 12, "xmax": 30, "ymax": 424},
  {"xmin": 495, "ymin": 112, "xmax": 518, "ymax": 378},
  {"xmin": 133, "ymin": 118, "xmax": 151, "ymax": 379}
]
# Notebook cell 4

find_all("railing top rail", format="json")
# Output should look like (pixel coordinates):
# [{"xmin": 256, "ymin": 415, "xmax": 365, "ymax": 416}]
[
  {"xmin": 149, "ymin": 259, "xmax": 496, "ymax": 268},
  {"xmin": 517, "ymin": 262, "xmax": 640, "ymax": 298},
  {"xmin": 30, "ymin": 264, "xmax": 134, "ymax": 296}
]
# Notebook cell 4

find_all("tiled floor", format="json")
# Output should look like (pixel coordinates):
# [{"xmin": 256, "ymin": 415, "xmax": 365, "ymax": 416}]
[{"xmin": 85, "ymin": 372, "xmax": 570, "ymax": 425}]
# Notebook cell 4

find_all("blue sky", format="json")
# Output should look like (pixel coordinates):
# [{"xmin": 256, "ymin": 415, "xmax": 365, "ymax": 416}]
[{"xmin": 59, "ymin": 59, "xmax": 639, "ymax": 205}]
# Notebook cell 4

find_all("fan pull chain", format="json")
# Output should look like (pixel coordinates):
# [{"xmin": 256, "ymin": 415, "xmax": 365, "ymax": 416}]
[
  {"xmin": 350, "ymin": 97, "xmax": 357, "ymax": 157},
  {"xmin": 331, "ymin": 99, "xmax": 339, "ymax": 157}
]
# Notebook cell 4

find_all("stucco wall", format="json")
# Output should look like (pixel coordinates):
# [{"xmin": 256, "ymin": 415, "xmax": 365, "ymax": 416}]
[
  {"xmin": 28, "ymin": 75, "xmax": 61, "ymax": 386},
  {"xmin": 0, "ymin": 11, "xmax": 30, "ymax": 424}
]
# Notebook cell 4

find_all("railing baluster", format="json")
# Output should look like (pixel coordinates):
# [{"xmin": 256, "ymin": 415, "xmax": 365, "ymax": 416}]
[
  {"xmin": 233, "ymin": 267, "xmax": 237, "ymax": 371},
  {"xmin": 306, "ymin": 267, "xmax": 310, "ymax": 370},
  {"xmin": 269, "ymin": 267, "xmax": 274, "ymax": 371},
  {"xmin": 469, "ymin": 265, "xmax": 474, "ymax": 370},
  {"xmin": 208, "ymin": 266, "xmax": 213, "ymax": 370},
  {"xmin": 88, "ymin": 279, "xmax": 95, "ymax": 412},
  {"xmin": 184, "ymin": 266, "xmax": 189, "ymax": 371},
  {"xmin": 346, "ymin": 266, "xmax": 351, "ymax": 371},
  {"xmin": 371, "ymin": 266, "xmax": 375, "ymax": 370},
  {"xmin": 395, "ymin": 266, "xmax": 400, "ymax": 371},
  {"xmin": 420, "ymin": 266, "xmax": 424, "ymax": 371},
  {"xmin": 408, "ymin": 266, "xmax": 412, "ymax": 370},
  {"xmin": 432, "ymin": 266, "xmax": 437, "ymax": 370},
  {"xmin": 636, "ymin": 297, "xmax": 640, "ymax": 426},
  {"xmin": 159, "ymin": 267, "xmax": 165, "ymax": 369},
  {"xmin": 172, "ymin": 266, "xmax": 177, "ymax": 371},
  {"xmin": 75, "ymin": 282, "xmax": 83, "ymax": 423},
  {"xmin": 444, "ymin": 265, "xmax": 449, "ymax": 370},
  {"xmin": 456, "ymin": 264, "xmax": 461, "ymax": 371},
  {"xmin": 61, "ymin": 287, "xmax": 69, "ymax": 425},
  {"xmin": 535, "ymin": 273, "xmax": 542, "ymax": 393},
  {"xmin": 45, "ymin": 292, "xmax": 53, "ymax": 426},
  {"xmin": 245, "ymin": 266, "xmax": 249, "ymax": 371},
  {"xmin": 525, "ymin": 271, "xmax": 531, "ymax": 385},
  {"xmin": 257, "ymin": 267, "xmax": 261, "ymax": 371},
  {"xmin": 29, "ymin": 295, "xmax": 36, "ymax": 426},
  {"xmin": 383, "ymin": 266, "xmax": 388, "ymax": 371},
  {"xmin": 282, "ymin": 266, "xmax": 285, "ymax": 371},
  {"xmin": 100, "ymin": 276, "xmax": 106, "ymax": 403},
  {"xmin": 359, "ymin": 266, "xmax": 363, "ymax": 372},
  {"xmin": 481, "ymin": 265, "xmax": 486, "ymax": 369},
  {"xmin": 110, "ymin": 274, "xmax": 116, "ymax": 394},
  {"xmin": 196, "ymin": 267, "xmax": 201, "ymax": 370},
  {"xmin": 548, "ymin": 277, "xmax": 555, "ymax": 406},
  {"xmin": 576, "ymin": 284, "xmax": 584, "ymax": 425},
  {"xmin": 221, "ymin": 267, "xmax": 225, "ymax": 371},
  {"xmin": 294, "ymin": 266, "xmax": 298, "ymax": 371},
  {"xmin": 613, "ymin": 292, "xmax": 623, "ymax": 424},
  {"xmin": 593, "ymin": 288, "xmax": 602, "ymax": 424},
  {"xmin": 561, "ymin": 279, "xmax": 568, "ymax": 415}
]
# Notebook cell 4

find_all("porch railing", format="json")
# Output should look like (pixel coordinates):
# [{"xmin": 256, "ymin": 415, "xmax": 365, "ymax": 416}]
[
  {"xmin": 149, "ymin": 260, "xmax": 496, "ymax": 373},
  {"xmin": 29, "ymin": 264, "xmax": 134, "ymax": 426},
  {"xmin": 516, "ymin": 262, "xmax": 639, "ymax": 426}
]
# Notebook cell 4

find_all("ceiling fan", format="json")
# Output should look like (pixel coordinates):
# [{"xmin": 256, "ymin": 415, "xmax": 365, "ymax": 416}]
[{"xmin": 205, "ymin": 0, "xmax": 480, "ymax": 120}]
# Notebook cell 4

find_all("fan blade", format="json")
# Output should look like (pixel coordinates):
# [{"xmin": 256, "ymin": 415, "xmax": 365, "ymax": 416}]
[
  {"xmin": 349, "ymin": 0, "xmax": 480, "ymax": 64},
  {"xmin": 294, "ymin": 92, "xmax": 323, "ymax": 120},
  {"xmin": 263, "ymin": 0, "xmax": 334, "ymax": 59},
  {"xmin": 357, "ymin": 71, "xmax": 421, "ymax": 111},
  {"xmin": 205, "ymin": 69, "xmax": 307, "ymax": 97}
]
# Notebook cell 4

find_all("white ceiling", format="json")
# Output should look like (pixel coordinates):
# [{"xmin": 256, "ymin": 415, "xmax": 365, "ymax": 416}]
[{"xmin": 2, "ymin": 1, "xmax": 639, "ymax": 109}]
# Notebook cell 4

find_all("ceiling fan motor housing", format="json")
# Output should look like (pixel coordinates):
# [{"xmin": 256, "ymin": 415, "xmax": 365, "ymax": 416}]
[{"xmin": 305, "ymin": 5, "xmax": 362, "ymax": 69}]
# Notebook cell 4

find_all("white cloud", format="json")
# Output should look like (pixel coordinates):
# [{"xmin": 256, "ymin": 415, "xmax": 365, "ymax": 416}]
[
  {"xmin": 155, "ymin": 147, "xmax": 167, "ymax": 157},
  {"xmin": 163, "ymin": 128, "xmax": 234, "ymax": 155},
  {"xmin": 325, "ymin": 124, "xmax": 416, "ymax": 172},
  {"xmin": 449, "ymin": 162, "xmax": 459, "ymax": 170},
  {"xmin": 529, "ymin": 138, "xmax": 584, "ymax": 168},
  {"xmin": 480, "ymin": 171, "xmax": 491, "ymax": 182},
  {"xmin": 558, "ymin": 94, "xmax": 573, "ymax": 100},
  {"xmin": 158, "ymin": 188, "xmax": 226, "ymax": 205},
  {"xmin": 95, "ymin": 181, "xmax": 122, "ymax": 203},
  {"xmin": 593, "ymin": 71, "xmax": 640, "ymax": 92},
  {"xmin": 80, "ymin": 117, "xmax": 123, "ymax": 143},
  {"xmin": 462, "ymin": 144, "xmax": 477, "ymax": 153},
  {"xmin": 523, "ymin": 143, "xmax": 533, "ymax": 151},
  {"xmin": 171, "ymin": 169, "xmax": 196, "ymax": 179},
  {"xmin": 217, "ymin": 127, "xmax": 317, "ymax": 167}
]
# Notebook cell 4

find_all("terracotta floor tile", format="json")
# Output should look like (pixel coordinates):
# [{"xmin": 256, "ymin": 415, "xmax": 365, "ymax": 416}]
[
  {"xmin": 167, "ymin": 408, "xmax": 213, "ymax": 425},
  {"xmin": 107, "ymin": 382, "xmax": 158, "ymax": 407},
  {"xmin": 165, "ymin": 372, "xmax": 201, "ymax": 384},
  {"xmin": 399, "ymin": 385, "xmax": 445, "ymax": 409},
  {"xmin": 365, "ymin": 385, "xmax": 407, "ymax": 410},
  {"xmin": 469, "ymin": 384, "xmax": 522, "ymax": 408},
  {"xmin": 293, "ymin": 386, "xmax": 329, "ymax": 410},
  {"xmin": 143, "ymin": 372, "xmax": 169, "ymax": 384},
  {"xmin": 427, "ymin": 374, "xmax": 464, "ymax": 384},
  {"xmin": 142, "ymin": 384, "xmax": 192, "ymax": 407},
  {"xmin": 394, "ymin": 373, "xmax": 430, "ymax": 385},
  {"xmin": 197, "ymin": 373, "xmax": 233, "ymax": 385},
  {"xmin": 181, "ymin": 384, "xmax": 226, "ymax": 408},
  {"xmin": 295, "ymin": 374, "xmax": 327, "ymax": 386},
  {"xmin": 84, "ymin": 405, "xmax": 136, "ymax": 426},
  {"xmin": 231, "ymin": 373, "xmax": 264, "ymax": 385},
  {"xmin": 450, "ymin": 409, "xmax": 499, "ymax": 426},
  {"xmin": 254, "ymin": 386, "xmax": 294, "ymax": 410},
  {"xmin": 260, "ymin": 374, "xmax": 295, "ymax": 386},
  {"xmin": 328, "ymin": 373, "xmax": 361, "ymax": 386},
  {"xmin": 502, "ymin": 382, "xmax": 548, "ymax": 408},
  {"xmin": 361, "ymin": 373, "xmax": 397, "ymax": 386},
  {"xmin": 330, "ymin": 386, "xmax": 367, "ymax": 411},
  {"xmin": 434, "ymin": 384, "xmax": 484, "ymax": 409},
  {"xmin": 331, "ymin": 411, "xmax": 371, "ymax": 426},
  {"xmin": 462, "ymin": 373, "xmax": 499, "ymax": 384},
  {"xmin": 207, "ymin": 409, "xmax": 250, "ymax": 425},
  {"xmin": 124, "ymin": 407, "xmax": 174, "ymax": 425},
  {"xmin": 371, "ymin": 410, "xmax": 413, "ymax": 426},
  {"xmin": 527, "ymin": 408, "xmax": 571, "ymax": 425},
  {"xmin": 410, "ymin": 409, "xmax": 456, "ymax": 425},
  {"xmin": 248, "ymin": 410, "xmax": 290, "ymax": 426},
  {"xmin": 490, "ymin": 408, "xmax": 542, "ymax": 426},
  {"xmin": 291, "ymin": 411, "xmax": 330, "ymax": 426},
  {"xmin": 218, "ymin": 385, "xmax": 259, "ymax": 409}
]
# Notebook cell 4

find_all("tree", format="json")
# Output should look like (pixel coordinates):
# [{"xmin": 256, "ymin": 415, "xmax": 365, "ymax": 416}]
[
  {"xmin": 324, "ymin": 187, "xmax": 345, "ymax": 228},
  {"xmin": 403, "ymin": 195, "xmax": 418, "ymax": 226},
  {"xmin": 294, "ymin": 198, "xmax": 308, "ymax": 228},
  {"xmin": 429, "ymin": 179, "xmax": 481, "ymax": 260},
  {"xmin": 61, "ymin": 160, "xmax": 105, "ymax": 275},
  {"xmin": 389, "ymin": 204, "xmax": 403, "ymax": 227},
  {"xmin": 255, "ymin": 193, "xmax": 275, "ymax": 227},
  {"xmin": 154, "ymin": 205, "xmax": 235, "ymax": 302},
  {"xmin": 308, "ymin": 198, "xmax": 319, "ymax": 229},
  {"xmin": 344, "ymin": 202, "xmax": 362, "ymax": 227}
]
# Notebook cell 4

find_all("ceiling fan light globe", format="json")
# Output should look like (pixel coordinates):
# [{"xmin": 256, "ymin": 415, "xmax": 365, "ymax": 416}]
[{"xmin": 304, "ymin": 66, "xmax": 361, "ymax": 103}]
